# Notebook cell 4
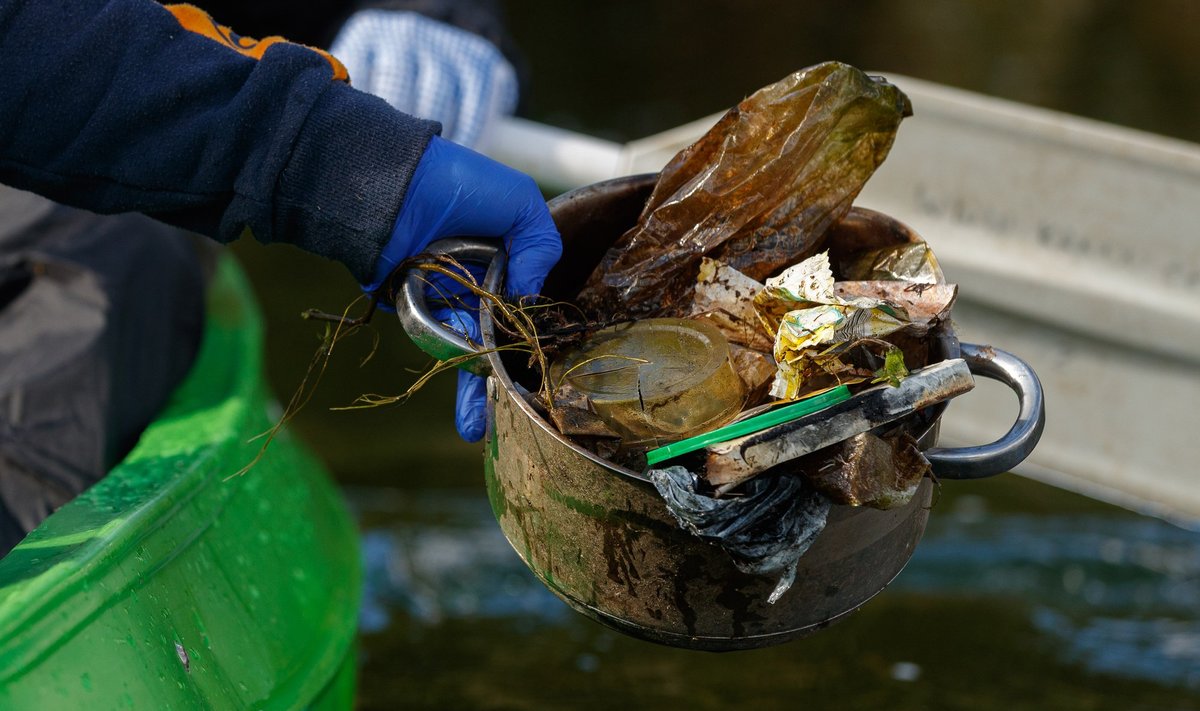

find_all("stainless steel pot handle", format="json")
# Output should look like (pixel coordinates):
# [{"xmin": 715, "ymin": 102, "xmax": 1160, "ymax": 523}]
[
  {"xmin": 394, "ymin": 237, "xmax": 505, "ymax": 376},
  {"xmin": 924, "ymin": 343, "xmax": 1046, "ymax": 479}
]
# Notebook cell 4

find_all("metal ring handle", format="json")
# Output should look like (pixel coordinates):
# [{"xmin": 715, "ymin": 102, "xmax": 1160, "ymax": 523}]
[
  {"xmin": 394, "ymin": 237, "xmax": 504, "ymax": 376},
  {"xmin": 925, "ymin": 342, "xmax": 1046, "ymax": 479}
]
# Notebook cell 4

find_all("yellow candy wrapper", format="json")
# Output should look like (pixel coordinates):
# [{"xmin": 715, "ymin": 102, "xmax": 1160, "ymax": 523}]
[
  {"xmin": 770, "ymin": 303, "xmax": 908, "ymax": 399},
  {"xmin": 756, "ymin": 251, "xmax": 915, "ymax": 399}
]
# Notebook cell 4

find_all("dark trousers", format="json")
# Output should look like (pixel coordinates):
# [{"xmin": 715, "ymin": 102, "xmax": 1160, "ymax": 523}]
[{"xmin": 0, "ymin": 204, "xmax": 206, "ymax": 556}]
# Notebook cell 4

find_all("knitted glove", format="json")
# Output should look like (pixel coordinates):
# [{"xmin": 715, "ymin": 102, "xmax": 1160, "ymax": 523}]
[{"xmin": 331, "ymin": 9, "xmax": 518, "ymax": 149}]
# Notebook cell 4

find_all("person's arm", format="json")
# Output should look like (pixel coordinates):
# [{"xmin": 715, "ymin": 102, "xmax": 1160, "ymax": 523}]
[
  {"xmin": 0, "ymin": 0, "xmax": 561, "ymax": 442},
  {"xmin": 0, "ymin": 0, "xmax": 437, "ymax": 283}
]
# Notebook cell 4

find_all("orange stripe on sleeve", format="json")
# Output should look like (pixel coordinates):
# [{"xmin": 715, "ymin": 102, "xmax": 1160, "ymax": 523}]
[{"xmin": 164, "ymin": 4, "xmax": 349, "ymax": 82}]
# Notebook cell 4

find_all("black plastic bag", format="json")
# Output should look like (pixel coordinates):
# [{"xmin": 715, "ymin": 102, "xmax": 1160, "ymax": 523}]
[{"xmin": 648, "ymin": 465, "xmax": 831, "ymax": 603}]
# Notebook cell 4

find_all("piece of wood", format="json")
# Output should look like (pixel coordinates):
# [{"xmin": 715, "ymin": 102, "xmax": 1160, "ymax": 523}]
[{"xmin": 704, "ymin": 359, "xmax": 974, "ymax": 490}]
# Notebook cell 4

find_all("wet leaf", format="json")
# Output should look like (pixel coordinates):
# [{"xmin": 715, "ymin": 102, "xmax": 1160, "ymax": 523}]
[
  {"xmin": 688, "ymin": 258, "xmax": 774, "ymax": 352},
  {"xmin": 806, "ymin": 432, "xmax": 930, "ymax": 509},
  {"xmin": 872, "ymin": 345, "xmax": 910, "ymax": 387}
]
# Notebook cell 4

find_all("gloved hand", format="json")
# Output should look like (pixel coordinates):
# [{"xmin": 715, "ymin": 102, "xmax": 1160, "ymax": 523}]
[
  {"xmin": 366, "ymin": 135, "xmax": 561, "ymax": 442},
  {"xmin": 330, "ymin": 10, "xmax": 518, "ymax": 149}
]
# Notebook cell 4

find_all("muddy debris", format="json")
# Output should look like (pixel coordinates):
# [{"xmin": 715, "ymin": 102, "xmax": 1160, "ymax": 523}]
[{"xmin": 520, "ymin": 62, "xmax": 975, "ymax": 597}]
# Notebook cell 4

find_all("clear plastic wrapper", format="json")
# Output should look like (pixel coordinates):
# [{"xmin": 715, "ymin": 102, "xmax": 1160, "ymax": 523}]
[
  {"xmin": 648, "ymin": 465, "xmax": 831, "ymax": 604},
  {"xmin": 577, "ymin": 62, "xmax": 911, "ymax": 317}
]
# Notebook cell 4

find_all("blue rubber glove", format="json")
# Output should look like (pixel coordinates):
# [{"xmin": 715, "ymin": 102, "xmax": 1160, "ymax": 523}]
[{"xmin": 367, "ymin": 135, "xmax": 561, "ymax": 442}]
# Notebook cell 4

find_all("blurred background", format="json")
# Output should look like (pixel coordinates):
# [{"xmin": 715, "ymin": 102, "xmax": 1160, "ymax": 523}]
[{"xmin": 231, "ymin": 2, "xmax": 1200, "ymax": 708}]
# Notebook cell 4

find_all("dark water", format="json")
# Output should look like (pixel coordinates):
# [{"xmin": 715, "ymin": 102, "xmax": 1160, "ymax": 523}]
[
  {"xmin": 342, "ymin": 478, "xmax": 1200, "ymax": 711},
  {"xmin": 232, "ymin": 2, "xmax": 1200, "ymax": 708}
]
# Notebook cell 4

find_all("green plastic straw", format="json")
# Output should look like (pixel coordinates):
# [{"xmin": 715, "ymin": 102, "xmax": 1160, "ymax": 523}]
[{"xmin": 644, "ymin": 385, "xmax": 852, "ymax": 468}]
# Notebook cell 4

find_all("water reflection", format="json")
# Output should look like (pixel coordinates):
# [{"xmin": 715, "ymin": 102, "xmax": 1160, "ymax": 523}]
[
  {"xmin": 898, "ymin": 494, "xmax": 1200, "ymax": 689},
  {"xmin": 356, "ymin": 490, "xmax": 566, "ymax": 632},
  {"xmin": 345, "ymin": 481, "xmax": 1200, "ymax": 709}
]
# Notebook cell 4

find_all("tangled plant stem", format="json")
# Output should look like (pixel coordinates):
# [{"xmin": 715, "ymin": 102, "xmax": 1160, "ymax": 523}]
[{"xmin": 232, "ymin": 253, "xmax": 596, "ymax": 476}]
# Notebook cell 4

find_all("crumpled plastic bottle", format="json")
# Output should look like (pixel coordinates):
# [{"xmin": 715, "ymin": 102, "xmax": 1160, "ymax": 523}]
[{"xmin": 577, "ymin": 61, "xmax": 912, "ymax": 317}]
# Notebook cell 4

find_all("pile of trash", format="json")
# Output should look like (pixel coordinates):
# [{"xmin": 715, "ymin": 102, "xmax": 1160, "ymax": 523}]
[{"xmin": 532, "ymin": 62, "xmax": 971, "ymax": 602}]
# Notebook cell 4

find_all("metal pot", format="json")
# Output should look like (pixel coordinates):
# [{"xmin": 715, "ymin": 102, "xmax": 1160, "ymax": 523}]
[{"xmin": 398, "ymin": 174, "xmax": 1044, "ymax": 651}]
